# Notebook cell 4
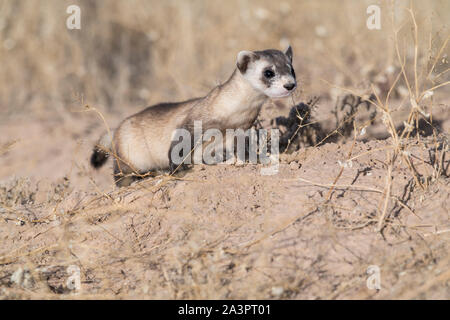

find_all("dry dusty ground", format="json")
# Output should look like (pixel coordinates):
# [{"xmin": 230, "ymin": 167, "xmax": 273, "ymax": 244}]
[{"xmin": 0, "ymin": 96, "xmax": 449, "ymax": 300}]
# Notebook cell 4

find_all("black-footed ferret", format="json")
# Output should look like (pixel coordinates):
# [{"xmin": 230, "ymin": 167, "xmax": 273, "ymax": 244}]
[{"xmin": 91, "ymin": 47, "xmax": 297, "ymax": 186}]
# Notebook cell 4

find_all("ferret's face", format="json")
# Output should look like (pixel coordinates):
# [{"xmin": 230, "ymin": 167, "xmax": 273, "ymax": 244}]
[{"xmin": 237, "ymin": 47, "xmax": 297, "ymax": 98}]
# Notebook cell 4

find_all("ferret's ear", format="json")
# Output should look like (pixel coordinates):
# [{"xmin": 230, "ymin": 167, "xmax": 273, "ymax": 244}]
[
  {"xmin": 237, "ymin": 51, "xmax": 257, "ymax": 74},
  {"xmin": 285, "ymin": 45, "xmax": 293, "ymax": 63}
]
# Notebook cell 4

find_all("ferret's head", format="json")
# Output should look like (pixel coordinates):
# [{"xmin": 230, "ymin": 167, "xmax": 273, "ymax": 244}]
[{"xmin": 237, "ymin": 46, "xmax": 297, "ymax": 98}]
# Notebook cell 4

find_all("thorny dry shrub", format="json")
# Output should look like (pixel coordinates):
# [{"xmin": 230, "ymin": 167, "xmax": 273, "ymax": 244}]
[
  {"xmin": 1, "ymin": 136, "xmax": 448, "ymax": 299},
  {"xmin": 0, "ymin": 177, "xmax": 71, "ymax": 207}
]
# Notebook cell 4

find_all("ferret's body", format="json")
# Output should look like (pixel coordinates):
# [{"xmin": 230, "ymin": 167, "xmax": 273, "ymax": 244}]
[{"xmin": 91, "ymin": 47, "xmax": 297, "ymax": 186}]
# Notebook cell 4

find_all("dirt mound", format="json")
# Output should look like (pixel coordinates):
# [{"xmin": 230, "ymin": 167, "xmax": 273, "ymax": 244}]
[{"xmin": 1, "ymin": 133, "xmax": 448, "ymax": 299}]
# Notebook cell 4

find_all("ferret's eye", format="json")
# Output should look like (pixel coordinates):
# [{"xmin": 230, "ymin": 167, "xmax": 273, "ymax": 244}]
[{"xmin": 264, "ymin": 69, "xmax": 275, "ymax": 79}]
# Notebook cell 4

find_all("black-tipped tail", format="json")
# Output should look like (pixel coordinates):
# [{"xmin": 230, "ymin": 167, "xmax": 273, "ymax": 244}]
[{"xmin": 90, "ymin": 147, "xmax": 109, "ymax": 169}]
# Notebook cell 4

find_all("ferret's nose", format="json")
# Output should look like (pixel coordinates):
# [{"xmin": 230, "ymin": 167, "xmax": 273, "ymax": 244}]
[{"xmin": 284, "ymin": 83, "xmax": 296, "ymax": 91}]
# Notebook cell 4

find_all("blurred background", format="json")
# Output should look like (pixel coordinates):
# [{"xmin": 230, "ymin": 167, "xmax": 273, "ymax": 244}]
[{"xmin": 0, "ymin": 0, "xmax": 448, "ymax": 187}]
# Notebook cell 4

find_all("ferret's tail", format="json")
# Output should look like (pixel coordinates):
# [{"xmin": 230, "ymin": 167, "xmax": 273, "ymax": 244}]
[{"xmin": 90, "ymin": 132, "xmax": 113, "ymax": 169}]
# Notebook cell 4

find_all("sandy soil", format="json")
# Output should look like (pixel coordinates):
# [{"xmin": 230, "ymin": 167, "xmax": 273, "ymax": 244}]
[{"xmin": 0, "ymin": 97, "xmax": 449, "ymax": 299}]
